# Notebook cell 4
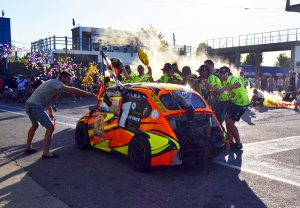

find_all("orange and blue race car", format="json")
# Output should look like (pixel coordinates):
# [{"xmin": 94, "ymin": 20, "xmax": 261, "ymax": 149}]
[{"xmin": 75, "ymin": 82, "xmax": 227, "ymax": 171}]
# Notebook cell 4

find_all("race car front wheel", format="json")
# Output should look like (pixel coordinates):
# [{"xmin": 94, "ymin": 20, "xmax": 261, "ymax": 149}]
[
  {"xmin": 128, "ymin": 136, "xmax": 151, "ymax": 172},
  {"xmin": 75, "ymin": 122, "xmax": 91, "ymax": 150}
]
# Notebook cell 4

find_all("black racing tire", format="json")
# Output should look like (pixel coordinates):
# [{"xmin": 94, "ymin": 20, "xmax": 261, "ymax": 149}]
[
  {"xmin": 75, "ymin": 122, "xmax": 91, "ymax": 150},
  {"xmin": 128, "ymin": 136, "xmax": 151, "ymax": 172}
]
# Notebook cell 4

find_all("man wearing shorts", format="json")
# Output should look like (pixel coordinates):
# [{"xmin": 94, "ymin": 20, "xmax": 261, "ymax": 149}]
[
  {"xmin": 215, "ymin": 66, "xmax": 250, "ymax": 150},
  {"xmin": 25, "ymin": 71, "xmax": 98, "ymax": 159}
]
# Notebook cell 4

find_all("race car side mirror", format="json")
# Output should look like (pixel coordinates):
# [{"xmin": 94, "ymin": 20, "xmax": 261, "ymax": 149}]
[{"xmin": 186, "ymin": 105, "xmax": 194, "ymax": 122}]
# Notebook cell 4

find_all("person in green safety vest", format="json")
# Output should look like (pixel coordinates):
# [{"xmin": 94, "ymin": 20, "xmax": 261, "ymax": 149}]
[
  {"xmin": 197, "ymin": 64, "xmax": 229, "ymax": 126},
  {"xmin": 136, "ymin": 65, "xmax": 153, "ymax": 83},
  {"xmin": 121, "ymin": 65, "xmax": 138, "ymax": 83},
  {"xmin": 181, "ymin": 66, "xmax": 199, "ymax": 92},
  {"xmin": 157, "ymin": 63, "xmax": 183, "ymax": 84},
  {"xmin": 238, "ymin": 71, "xmax": 249, "ymax": 89},
  {"xmin": 196, "ymin": 64, "xmax": 223, "ymax": 110},
  {"xmin": 215, "ymin": 66, "xmax": 250, "ymax": 151}
]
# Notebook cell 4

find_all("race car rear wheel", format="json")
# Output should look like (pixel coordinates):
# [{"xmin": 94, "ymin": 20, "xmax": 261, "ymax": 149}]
[
  {"xmin": 75, "ymin": 122, "xmax": 91, "ymax": 150},
  {"xmin": 128, "ymin": 136, "xmax": 151, "ymax": 172}
]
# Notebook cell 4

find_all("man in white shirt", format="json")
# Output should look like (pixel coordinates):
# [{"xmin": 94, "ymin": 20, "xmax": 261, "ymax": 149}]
[
  {"xmin": 3, "ymin": 86, "xmax": 16, "ymax": 103},
  {"xmin": 250, "ymin": 89, "xmax": 265, "ymax": 107},
  {"xmin": 248, "ymin": 76, "xmax": 254, "ymax": 88},
  {"xmin": 17, "ymin": 74, "xmax": 28, "ymax": 103}
]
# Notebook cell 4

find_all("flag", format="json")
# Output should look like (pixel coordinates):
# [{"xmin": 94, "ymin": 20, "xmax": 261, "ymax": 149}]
[
  {"xmin": 101, "ymin": 51, "xmax": 116, "ymax": 79},
  {"xmin": 101, "ymin": 50, "xmax": 121, "ymax": 86}
]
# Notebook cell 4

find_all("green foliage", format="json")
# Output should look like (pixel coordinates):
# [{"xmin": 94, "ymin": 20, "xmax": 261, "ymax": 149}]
[
  {"xmin": 241, "ymin": 52, "xmax": 263, "ymax": 65},
  {"xmin": 274, "ymin": 53, "xmax": 291, "ymax": 67},
  {"xmin": 16, "ymin": 53, "xmax": 28, "ymax": 63},
  {"xmin": 195, "ymin": 42, "xmax": 212, "ymax": 56},
  {"xmin": 140, "ymin": 25, "xmax": 169, "ymax": 52}
]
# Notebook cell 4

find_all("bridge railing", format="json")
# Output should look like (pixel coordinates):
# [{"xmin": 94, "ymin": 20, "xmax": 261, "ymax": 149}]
[
  {"xmin": 31, "ymin": 36, "xmax": 192, "ymax": 56},
  {"xmin": 206, "ymin": 28, "xmax": 300, "ymax": 49}
]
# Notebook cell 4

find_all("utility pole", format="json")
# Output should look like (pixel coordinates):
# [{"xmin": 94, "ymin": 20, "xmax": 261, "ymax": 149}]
[{"xmin": 173, "ymin": 33, "xmax": 176, "ymax": 48}]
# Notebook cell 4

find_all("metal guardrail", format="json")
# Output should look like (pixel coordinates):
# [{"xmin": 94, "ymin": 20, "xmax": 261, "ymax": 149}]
[
  {"xmin": 31, "ymin": 36, "xmax": 192, "ymax": 56},
  {"xmin": 206, "ymin": 28, "xmax": 300, "ymax": 49}
]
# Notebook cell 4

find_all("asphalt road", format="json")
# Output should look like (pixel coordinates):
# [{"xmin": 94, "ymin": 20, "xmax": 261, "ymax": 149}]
[{"xmin": 0, "ymin": 97, "xmax": 299, "ymax": 208}]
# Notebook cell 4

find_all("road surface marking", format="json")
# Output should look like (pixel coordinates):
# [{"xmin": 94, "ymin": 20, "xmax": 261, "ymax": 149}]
[
  {"xmin": 214, "ymin": 136, "xmax": 300, "ymax": 187},
  {"xmin": 213, "ymin": 160, "xmax": 300, "ymax": 187},
  {"xmin": 0, "ymin": 107, "xmax": 76, "ymax": 127},
  {"xmin": 1, "ymin": 106, "xmax": 300, "ymax": 187}
]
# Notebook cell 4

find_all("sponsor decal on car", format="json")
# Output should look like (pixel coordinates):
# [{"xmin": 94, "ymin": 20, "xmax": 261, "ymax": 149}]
[
  {"xmin": 151, "ymin": 109, "xmax": 159, "ymax": 120},
  {"xmin": 150, "ymin": 94, "xmax": 166, "ymax": 113}
]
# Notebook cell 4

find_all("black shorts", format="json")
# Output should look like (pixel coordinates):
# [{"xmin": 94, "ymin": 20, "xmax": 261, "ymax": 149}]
[{"xmin": 226, "ymin": 101, "xmax": 248, "ymax": 122}]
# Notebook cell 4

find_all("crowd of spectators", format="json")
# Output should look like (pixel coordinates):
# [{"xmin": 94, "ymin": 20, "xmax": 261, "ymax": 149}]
[{"xmin": 0, "ymin": 72, "xmax": 45, "ymax": 103}]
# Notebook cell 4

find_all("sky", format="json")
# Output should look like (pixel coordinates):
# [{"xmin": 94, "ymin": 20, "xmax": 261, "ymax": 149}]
[{"xmin": 1, "ymin": 0, "xmax": 300, "ymax": 67}]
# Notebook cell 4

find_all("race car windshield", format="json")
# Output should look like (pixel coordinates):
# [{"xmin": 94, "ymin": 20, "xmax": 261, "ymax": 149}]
[{"xmin": 160, "ymin": 91, "xmax": 206, "ymax": 110}]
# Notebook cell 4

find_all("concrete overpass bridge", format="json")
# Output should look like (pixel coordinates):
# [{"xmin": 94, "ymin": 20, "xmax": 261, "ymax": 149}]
[{"xmin": 206, "ymin": 28, "xmax": 300, "ymax": 86}]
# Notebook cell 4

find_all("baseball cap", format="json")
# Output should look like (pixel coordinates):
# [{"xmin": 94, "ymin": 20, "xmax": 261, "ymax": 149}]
[
  {"xmin": 5, "ymin": 86, "xmax": 8, "ymax": 89},
  {"xmin": 110, "ymin": 58, "xmax": 122, "ymax": 68},
  {"xmin": 219, "ymin": 66, "xmax": 230, "ymax": 74},
  {"xmin": 124, "ymin": 65, "xmax": 131, "ymax": 70},
  {"xmin": 164, "ymin": 63, "xmax": 172, "ymax": 70},
  {"xmin": 18, "ymin": 74, "xmax": 23, "ymax": 77},
  {"xmin": 196, "ymin": 65, "xmax": 209, "ymax": 72}
]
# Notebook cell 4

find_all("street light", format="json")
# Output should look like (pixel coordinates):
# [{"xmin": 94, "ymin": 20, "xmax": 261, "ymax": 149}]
[{"xmin": 286, "ymin": 0, "xmax": 300, "ymax": 12}]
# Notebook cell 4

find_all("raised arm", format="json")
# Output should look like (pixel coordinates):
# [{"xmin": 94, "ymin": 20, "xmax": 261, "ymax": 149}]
[{"xmin": 60, "ymin": 85, "xmax": 98, "ymax": 99}]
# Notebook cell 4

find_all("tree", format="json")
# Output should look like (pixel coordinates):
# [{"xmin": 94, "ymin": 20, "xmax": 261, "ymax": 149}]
[
  {"xmin": 195, "ymin": 42, "xmax": 212, "ymax": 56},
  {"xmin": 274, "ymin": 52, "xmax": 291, "ymax": 67},
  {"xmin": 241, "ymin": 52, "xmax": 263, "ymax": 65},
  {"xmin": 140, "ymin": 25, "xmax": 169, "ymax": 52}
]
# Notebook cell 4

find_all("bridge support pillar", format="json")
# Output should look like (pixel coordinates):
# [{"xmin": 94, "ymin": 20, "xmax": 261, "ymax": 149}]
[
  {"xmin": 254, "ymin": 51, "xmax": 261, "ymax": 88},
  {"xmin": 291, "ymin": 46, "xmax": 295, "ymax": 72},
  {"xmin": 235, "ymin": 51, "xmax": 241, "ymax": 69}
]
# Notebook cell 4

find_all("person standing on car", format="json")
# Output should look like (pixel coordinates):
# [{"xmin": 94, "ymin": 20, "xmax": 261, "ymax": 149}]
[
  {"xmin": 215, "ymin": 66, "xmax": 250, "ymax": 151},
  {"xmin": 24, "ymin": 71, "xmax": 98, "ymax": 159}
]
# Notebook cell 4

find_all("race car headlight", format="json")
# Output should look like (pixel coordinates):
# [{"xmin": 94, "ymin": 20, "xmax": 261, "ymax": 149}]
[{"xmin": 172, "ymin": 151, "xmax": 182, "ymax": 165}]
